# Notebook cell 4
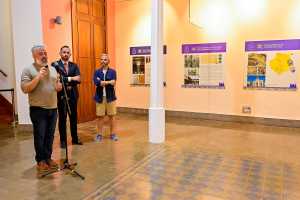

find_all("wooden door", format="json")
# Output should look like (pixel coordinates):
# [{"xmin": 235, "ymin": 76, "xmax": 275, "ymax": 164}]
[{"xmin": 72, "ymin": 0, "xmax": 106, "ymax": 122}]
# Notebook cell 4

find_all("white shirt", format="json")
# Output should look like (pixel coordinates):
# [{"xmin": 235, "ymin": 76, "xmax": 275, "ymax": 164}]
[
  {"xmin": 103, "ymin": 69, "xmax": 107, "ymax": 97},
  {"xmin": 61, "ymin": 60, "xmax": 69, "ymax": 74}
]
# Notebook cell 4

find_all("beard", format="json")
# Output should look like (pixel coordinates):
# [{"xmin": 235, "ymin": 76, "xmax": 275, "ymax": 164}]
[
  {"xmin": 62, "ymin": 56, "xmax": 69, "ymax": 61},
  {"xmin": 101, "ymin": 62, "xmax": 109, "ymax": 66},
  {"xmin": 36, "ymin": 57, "xmax": 48, "ymax": 67}
]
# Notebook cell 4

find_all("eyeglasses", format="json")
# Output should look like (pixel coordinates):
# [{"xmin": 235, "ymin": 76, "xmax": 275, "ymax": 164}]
[{"xmin": 38, "ymin": 51, "xmax": 47, "ymax": 56}]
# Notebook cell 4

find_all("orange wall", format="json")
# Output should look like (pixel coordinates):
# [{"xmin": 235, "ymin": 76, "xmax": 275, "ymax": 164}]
[
  {"xmin": 115, "ymin": 0, "xmax": 300, "ymax": 120},
  {"xmin": 106, "ymin": 0, "xmax": 116, "ymax": 67},
  {"xmin": 41, "ymin": 0, "xmax": 73, "ymax": 62},
  {"xmin": 41, "ymin": 0, "xmax": 116, "ymax": 65},
  {"xmin": 115, "ymin": 0, "xmax": 151, "ymax": 109}
]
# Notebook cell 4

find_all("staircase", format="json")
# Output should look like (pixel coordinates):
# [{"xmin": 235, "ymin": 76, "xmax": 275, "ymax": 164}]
[
  {"xmin": 0, "ymin": 94, "xmax": 13, "ymax": 124},
  {"xmin": 0, "ymin": 70, "xmax": 15, "ymax": 125}
]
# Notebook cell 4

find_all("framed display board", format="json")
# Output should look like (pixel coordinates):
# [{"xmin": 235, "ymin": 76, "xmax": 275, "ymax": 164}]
[
  {"xmin": 129, "ymin": 46, "xmax": 166, "ymax": 86},
  {"xmin": 182, "ymin": 43, "xmax": 226, "ymax": 88},
  {"xmin": 244, "ymin": 39, "xmax": 300, "ymax": 90}
]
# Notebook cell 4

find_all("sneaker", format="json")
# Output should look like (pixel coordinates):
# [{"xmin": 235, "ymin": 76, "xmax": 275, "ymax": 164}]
[
  {"xmin": 110, "ymin": 134, "xmax": 118, "ymax": 141},
  {"xmin": 95, "ymin": 134, "xmax": 103, "ymax": 142},
  {"xmin": 36, "ymin": 161, "xmax": 50, "ymax": 173},
  {"xmin": 46, "ymin": 159, "xmax": 59, "ymax": 170}
]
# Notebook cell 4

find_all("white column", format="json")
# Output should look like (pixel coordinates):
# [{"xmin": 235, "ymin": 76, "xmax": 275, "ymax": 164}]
[
  {"xmin": 149, "ymin": 0, "xmax": 165, "ymax": 143},
  {"xmin": 10, "ymin": 0, "xmax": 44, "ymax": 124}
]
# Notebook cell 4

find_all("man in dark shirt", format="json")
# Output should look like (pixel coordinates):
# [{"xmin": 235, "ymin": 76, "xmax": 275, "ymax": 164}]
[{"xmin": 52, "ymin": 45, "xmax": 82, "ymax": 148}]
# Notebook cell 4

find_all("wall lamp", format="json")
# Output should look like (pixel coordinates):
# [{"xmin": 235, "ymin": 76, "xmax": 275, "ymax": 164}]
[{"xmin": 53, "ymin": 16, "xmax": 63, "ymax": 25}]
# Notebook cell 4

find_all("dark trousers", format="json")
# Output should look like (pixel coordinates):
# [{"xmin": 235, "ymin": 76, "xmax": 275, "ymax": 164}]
[
  {"xmin": 57, "ymin": 97, "xmax": 78, "ymax": 144},
  {"xmin": 29, "ymin": 107, "xmax": 57, "ymax": 163}
]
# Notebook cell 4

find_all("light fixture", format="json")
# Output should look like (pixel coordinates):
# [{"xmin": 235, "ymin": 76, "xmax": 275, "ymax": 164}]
[
  {"xmin": 189, "ymin": 0, "xmax": 232, "ymax": 36},
  {"xmin": 54, "ymin": 16, "xmax": 63, "ymax": 25},
  {"xmin": 234, "ymin": 0, "xmax": 267, "ymax": 21}
]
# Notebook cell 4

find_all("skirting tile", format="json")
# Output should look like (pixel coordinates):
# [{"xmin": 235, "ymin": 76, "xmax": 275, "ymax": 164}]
[{"xmin": 117, "ymin": 107, "xmax": 300, "ymax": 128}]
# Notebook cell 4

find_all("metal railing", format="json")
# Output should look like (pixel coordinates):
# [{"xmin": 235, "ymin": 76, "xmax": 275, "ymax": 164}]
[
  {"xmin": 0, "ymin": 69, "xmax": 7, "ymax": 77},
  {"xmin": 0, "ymin": 69, "xmax": 17, "ymax": 126},
  {"xmin": 0, "ymin": 88, "xmax": 17, "ymax": 126}
]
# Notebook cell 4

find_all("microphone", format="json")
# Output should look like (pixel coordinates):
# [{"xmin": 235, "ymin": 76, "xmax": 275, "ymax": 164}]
[
  {"xmin": 52, "ymin": 61, "xmax": 59, "ymax": 68},
  {"xmin": 51, "ymin": 61, "xmax": 59, "ymax": 68},
  {"xmin": 52, "ymin": 61, "xmax": 68, "ymax": 83},
  {"xmin": 52, "ymin": 61, "xmax": 64, "ymax": 74}
]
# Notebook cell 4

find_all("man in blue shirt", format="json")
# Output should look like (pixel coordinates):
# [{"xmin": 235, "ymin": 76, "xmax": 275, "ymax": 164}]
[{"xmin": 93, "ymin": 54, "xmax": 118, "ymax": 141}]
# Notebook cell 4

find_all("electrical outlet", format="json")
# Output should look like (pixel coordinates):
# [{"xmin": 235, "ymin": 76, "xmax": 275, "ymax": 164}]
[{"xmin": 242, "ymin": 106, "xmax": 251, "ymax": 114}]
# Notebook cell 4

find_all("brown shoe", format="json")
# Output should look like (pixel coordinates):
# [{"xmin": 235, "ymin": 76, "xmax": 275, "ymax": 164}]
[
  {"xmin": 36, "ymin": 161, "xmax": 50, "ymax": 173},
  {"xmin": 47, "ymin": 159, "xmax": 59, "ymax": 170}
]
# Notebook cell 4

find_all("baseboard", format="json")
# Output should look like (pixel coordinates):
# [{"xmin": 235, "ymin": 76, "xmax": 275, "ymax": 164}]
[
  {"xmin": 118, "ymin": 107, "xmax": 149, "ymax": 115},
  {"xmin": 117, "ymin": 107, "xmax": 300, "ymax": 128},
  {"xmin": 16, "ymin": 124, "xmax": 33, "ymax": 132}
]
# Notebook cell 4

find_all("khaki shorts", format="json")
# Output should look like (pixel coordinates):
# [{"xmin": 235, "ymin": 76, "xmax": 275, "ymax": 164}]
[{"xmin": 96, "ymin": 97, "xmax": 117, "ymax": 116}]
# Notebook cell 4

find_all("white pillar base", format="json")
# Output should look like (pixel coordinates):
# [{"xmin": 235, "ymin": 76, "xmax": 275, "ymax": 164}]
[{"xmin": 149, "ymin": 107, "xmax": 165, "ymax": 143}]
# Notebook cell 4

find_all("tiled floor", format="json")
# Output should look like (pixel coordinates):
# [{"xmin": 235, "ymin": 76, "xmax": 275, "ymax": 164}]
[
  {"xmin": 90, "ymin": 147, "xmax": 300, "ymax": 200},
  {"xmin": 1, "ymin": 113, "xmax": 300, "ymax": 200}
]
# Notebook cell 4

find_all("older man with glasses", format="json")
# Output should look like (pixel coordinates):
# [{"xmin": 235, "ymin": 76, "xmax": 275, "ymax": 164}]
[{"xmin": 21, "ymin": 45, "xmax": 62, "ymax": 175}]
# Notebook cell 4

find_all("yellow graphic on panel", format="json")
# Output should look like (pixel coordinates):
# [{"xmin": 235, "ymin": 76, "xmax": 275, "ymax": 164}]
[
  {"xmin": 200, "ymin": 54, "xmax": 222, "ymax": 65},
  {"xmin": 269, "ymin": 53, "xmax": 294, "ymax": 74}
]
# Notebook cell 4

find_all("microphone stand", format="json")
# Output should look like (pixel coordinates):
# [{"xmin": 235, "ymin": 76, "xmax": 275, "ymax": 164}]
[{"xmin": 40, "ymin": 68, "xmax": 85, "ymax": 180}]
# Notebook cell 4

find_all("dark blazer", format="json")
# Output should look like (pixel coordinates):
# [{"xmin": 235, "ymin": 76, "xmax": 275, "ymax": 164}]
[{"xmin": 52, "ymin": 60, "xmax": 81, "ymax": 101}]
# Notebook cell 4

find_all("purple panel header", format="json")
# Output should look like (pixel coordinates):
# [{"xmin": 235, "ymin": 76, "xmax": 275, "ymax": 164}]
[
  {"xmin": 130, "ymin": 46, "xmax": 150, "ymax": 55},
  {"xmin": 182, "ymin": 43, "xmax": 226, "ymax": 54},
  {"xmin": 245, "ymin": 39, "xmax": 300, "ymax": 52},
  {"xmin": 130, "ymin": 45, "xmax": 167, "ymax": 55}
]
